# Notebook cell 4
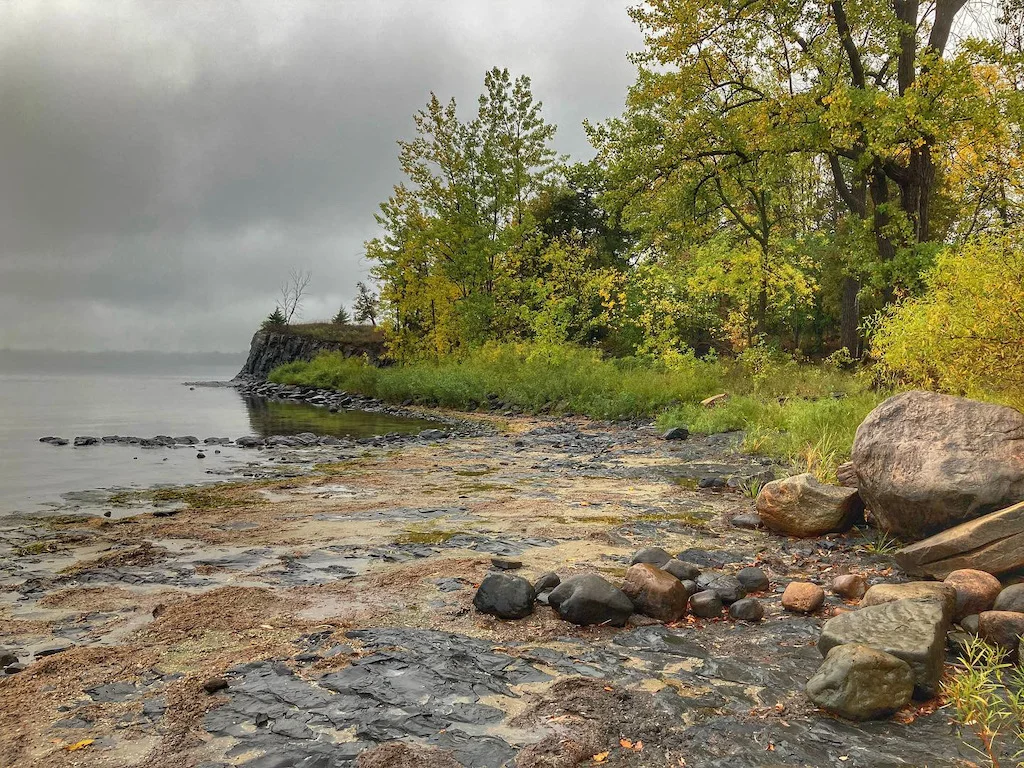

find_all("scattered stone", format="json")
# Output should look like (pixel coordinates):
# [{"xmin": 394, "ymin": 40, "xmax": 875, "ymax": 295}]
[
  {"xmin": 977, "ymin": 611, "xmax": 1024, "ymax": 657},
  {"xmin": 944, "ymin": 569, "xmax": 1002, "ymax": 622},
  {"xmin": 782, "ymin": 582, "xmax": 825, "ymax": 613},
  {"xmin": 0, "ymin": 648, "xmax": 16, "ymax": 667},
  {"xmin": 630, "ymin": 547, "xmax": 672, "ymax": 567},
  {"xmin": 490, "ymin": 557, "xmax": 523, "ymax": 571},
  {"xmin": 736, "ymin": 566, "xmax": 769, "ymax": 593},
  {"xmin": 622, "ymin": 564, "xmax": 689, "ymax": 622},
  {"xmin": 547, "ymin": 574, "xmax": 633, "ymax": 627},
  {"xmin": 862, "ymin": 582, "xmax": 956, "ymax": 618},
  {"xmin": 730, "ymin": 513, "xmax": 762, "ymax": 529},
  {"xmin": 696, "ymin": 573, "xmax": 746, "ymax": 604},
  {"xmin": 852, "ymin": 392, "xmax": 1024, "ymax": 539},
  {"xmin": 819, "ymin": 597, "xmax": 951, "ymax": 697},
  {"xmin": 960, "ymin": 614, "xmax": 980, "ymax": 634},
  {"xmin": 831, "ymin": 574, "xmax": 868, "ymax": 601},
  {"xmin": 533, "ymin": 572, "xmax": 560, "ymax": 593},
  {"xmin": 419, "ymin": 429, "xmax": 447, "ymax": 440},
  {"xmin": 755, "ymin": 473, "xmax": 862, "ymax": 537},
  {"xmin": 35, "ymin": 641, "xmax": 72, "ymax": 658},
  {"xmin": 836, "ymin": 461, "xmax": 859, "ymax": 488},
  {"xmin": 473, "ymin": 573, "xmax": 535, "ymax": 620},
  {"xmin": 895, "ymin": 501, "xmax": 1024, "ymax": 578},
  {"xmin": 196, "ymin": 452, "xmax": 206, "ymax": 459},
  {"xmin": 806, "ymin": 644, "xmax": 915, "ymax": 721},
  {"xmin": 661, "ymin": 426, "xmax": 689, "ymax": 441},
  {"xmin": 689, "ymin": 590, "xmax": 723, "ymax": 618},
  {"xmin": 728, "ymin": 598, "xmax": 764, "ymax": 622},
  {"xmin": 662, "ymin": 560, "xmax": 701, "ymax": 581},
  {"xmin": 627, "ymin": 613, "xmax": 663, "ymax": 627},
  {"xmin": 4, "ymin": 664, "xmax": 25, "ymax": 675},
  {"xmin": 73, "ymin": 436, "xmax": 99, "ymax": 447},
  {"xmin": 203, "ymin": 678, "xmax": 229, "ymax": 694},
  {"xmin": 39, "ymin": 436, "xmax": 68, "ymax": 446},
  {"xmin": 679, "ymin": 579, "xmax": 698, "ymax": 599},
  {"xmin": 994, "ymin": 583, "xmax": 1024, "ymax": 613},
  {"xmin": 235, "ymin": 436, "xmax": 265, "ymax": 448},
  {"xmin": 698, "ymin": 477, "xmax": 727, "ymax": 489}
]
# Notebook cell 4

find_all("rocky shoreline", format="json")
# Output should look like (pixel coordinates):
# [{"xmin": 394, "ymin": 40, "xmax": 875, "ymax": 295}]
[{"xmin": 3, "ymin": 392, "xmax": 1022, "ymax": 766}]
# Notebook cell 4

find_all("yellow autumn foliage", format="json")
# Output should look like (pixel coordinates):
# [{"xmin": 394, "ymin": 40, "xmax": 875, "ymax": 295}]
[{"xmin": 871, "ymin": 234, "xmax": 1024, "ymax": 408}]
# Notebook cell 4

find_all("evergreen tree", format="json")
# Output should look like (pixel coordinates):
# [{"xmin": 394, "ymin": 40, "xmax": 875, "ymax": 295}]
[
  {"xmin": 332, "ymin": 305, "xmax": 351, "ymax": 325},
  {"xmin": 264, "ymin": 307, "xmax": 286, "ymax": 327}
]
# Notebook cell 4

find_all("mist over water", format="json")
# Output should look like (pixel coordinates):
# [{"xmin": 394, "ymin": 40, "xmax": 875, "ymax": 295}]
[{"xmin": 0, "ymin": 351, "xmax": 431, "ymax": 513}]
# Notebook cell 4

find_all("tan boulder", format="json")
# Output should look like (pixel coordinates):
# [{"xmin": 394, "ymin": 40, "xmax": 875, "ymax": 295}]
[
  {"xmin": 622, "ymin": 563, "xmax": 688, "ymax": 622},
  {"xmin": 832, "ymin": 574, "xmax": 868, "ymax": 601},
  {"xmin": 861, "ymin": 582, "xmax": 956, "ymax": 618},
  {"xmin": 895, "ymin": 501, "xmax": 1024, "ymax": 579},
  {"xmin": 755, "ymin": 473, "xmax": 863, "ymax": 537}
]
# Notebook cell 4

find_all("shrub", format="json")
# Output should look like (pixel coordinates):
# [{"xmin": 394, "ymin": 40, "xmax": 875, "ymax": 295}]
[{"xmin": 871, "ymin": 235, "xmax": 1024, "ymax": 409}]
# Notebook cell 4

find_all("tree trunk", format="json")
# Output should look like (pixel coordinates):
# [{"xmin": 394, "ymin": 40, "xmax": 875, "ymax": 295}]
[{"xmin": 840, "ymin": 275, "xmax": 861, "ymax": 357}]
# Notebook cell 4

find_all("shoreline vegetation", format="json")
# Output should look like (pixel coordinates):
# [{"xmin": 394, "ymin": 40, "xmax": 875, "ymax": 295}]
[{"xmin": 269, "ymin": 341, "xmax": 883, "ymax": 482}]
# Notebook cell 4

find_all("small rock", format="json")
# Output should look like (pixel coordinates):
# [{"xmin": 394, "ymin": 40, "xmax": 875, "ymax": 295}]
[
  {"xmin": 806, "ymin": 644, "xmax": 914, "ymax": 721},
  {"xmin": 756, "ymin": 473, "xmax": 863, "ymax": 537},
  {"xmin": 698, "ymin": 477, "xmax": 726, "ymax": 489},
  {"xmin": 728, "ymin": 598, "xmax": 764, "ymax": 622},
  {"xmin": 960, "ymin": 614, "xmax": 980, "ymax": 634},
  {"xmin": 944, "ymin": 569, "xmax": 1002, "ymax": 622},
  {"xmin": 978, "ymin": 611, "xmax": 1024, "ymax": 657},
  {"xmin": 689, "ymin": 590, "xmax": 723, "ymax": 618},
  {"xmin": 662, "ymin": 560, "xmax": 700, "ymax": 582},
  {"xmin": 547, "ymin": 574, "xmax": 634, "ymax": 627},
  {"xmin": 203, "ymin": 678, "xmax": 229, "ymax": 694},
  {"xmin": 696, "ymin": 573, "xmax": 746, "ymax": 604},
  {"xmin": 730, "ymin": 513, "xmax": 762, "ymax": 529},
  {"xmin": 196, "ymin": 452, "xmax": 206, "ymax": 459},
  {"xmin": 0, "ymin": 648, "xmax": 16, "ymax": 667},
  {"xmin": 662, "ymin": 426, "xmax": 689, "ymax": 441},
  {"xmin": 622, "ymin": 564, "xmax": 689, "ymax": 622},
  {"xmin": 679, "ymin": 579, "xmax": 698, "ymax": 599},
  {"xmin": 630, "ymin": 547, "xmax": 673, "ymax": 567},
  {"xmin": 831, "ymin": 574, "xmax": 868, "ymax": 601},
  {"xmin": 4, "ymin": 664, "xmax": 25, "ymax": 675},
  {"xmin": 993, "ymin": 583, "xmax": 1024, "ymax": 613},
  {"xmin": 782, "ymin": 582, "xmax": 825, "ymax": 613},
  {"xmin": 533, "ymin": 572, "xmax": 560, "ymax": 593},
  {"xmin": 490, "ymin": 557, "xmax": 523, "ymax": 571},
  {"xmin": 836, "ymin": 461, "xmax": 859, "ymax": 488},
  {"xmin": 73, "ymin": 436, "xmax": 99, "ymax": 447},
  {"xmin": 736, "ymin": 567, "xmax": 769, "ymax": 593},
  {"xmin": 473, "ymin": 573, "xmax": 535, "ymax": 619},
  {"xmin": 627, "ymin": 613, "xmax": 663, "ymax": 627}
]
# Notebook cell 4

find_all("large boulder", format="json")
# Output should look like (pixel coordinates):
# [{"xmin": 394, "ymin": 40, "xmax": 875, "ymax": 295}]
[
  {"xmin": 861, "ymin": 582, "xmax": 956, "ymax": 618},
  {"xmin": 895, "ymin": 501, "xmax": 1024, "ymax": 578},
  {"xmin": 852, "ymin": 392, "xmax": 1024, "ymax": 539},
  {"xmin": 994, "ymin": 583, "xmax": 1024, "ymax": 613},
  {"xmin": 622, "ymin": 564, "xmax": 688, "ymax": 622},
  {"xmin": 473, "ymin": 573, "xmax": 535, "ymax": 619},
  {"xmin": 977, "ymin": 611, "xmax": 1024, "ymax": 657},
  {"xmin": 943, "ymin": 570, "xmax": 1002, "ymax": 622},
  {"xmin": 547, "ymin": 574, "xmax": 633, "ymax": 627},
  {"xmin": 819, "ymin": 597, "xmax": 952, "ymax": 698},
  {"xmin": 755, "ymin": 473, "xmax": 862, "ymax": 537},
  {"xmin": 806, "ymin": 644, "xmax": 915, "ymax": 721}
]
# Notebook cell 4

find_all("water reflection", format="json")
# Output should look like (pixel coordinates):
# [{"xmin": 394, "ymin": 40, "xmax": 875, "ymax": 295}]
[{"xmin": 242, "ymin": 396, "xmax": 443, "ymax": 439}]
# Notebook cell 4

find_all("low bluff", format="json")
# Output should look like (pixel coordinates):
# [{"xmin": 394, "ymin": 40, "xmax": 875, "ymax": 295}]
[{"xmin": 237, "ymin": 324, "xmax": 385, "ymax": 380}]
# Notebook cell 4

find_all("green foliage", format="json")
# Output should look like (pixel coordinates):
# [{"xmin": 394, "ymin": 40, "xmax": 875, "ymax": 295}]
[
  {"xmin": 353, "ymin": 282, "xmax": 379, "ymax": 326},
  {"xmin": 943, "ymin": 636, "xmax": 1024, "ymax": 767},
  {"xmin": 871, "ymin": 235, "xmax": 1024, "ymax": 409},
  {"xmin": 332, "ymin": 305, "xmax": 351, "ymax": 325},
  {"xmin": 266, "ymin": 323, "xmax": 382, "ymax": 344},
  {"xmin": 263, "ymin": 307, "xmax": 286, "ymax": 328}
]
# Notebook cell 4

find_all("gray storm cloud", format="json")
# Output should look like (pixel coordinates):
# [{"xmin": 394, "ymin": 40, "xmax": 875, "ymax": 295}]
[{"xmin": 0, "ymin": 0, "xmax": 641, "ymax": 352}]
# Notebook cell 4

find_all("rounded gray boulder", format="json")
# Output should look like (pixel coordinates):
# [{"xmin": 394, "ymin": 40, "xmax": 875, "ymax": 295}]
[{"xmin": 806, "ymin": 644, "xmax": 914, "ymax": 721}]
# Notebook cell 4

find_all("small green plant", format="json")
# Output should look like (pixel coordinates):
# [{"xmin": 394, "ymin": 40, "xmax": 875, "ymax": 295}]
[
  {"xmin": 943, "ymin": 636, "xmax": 1024, "ymax": 767},
  {"xmin": 741, "ymin": 479, "xmax": 764, "ymax": 499},
  {"xmin": 264, "ymin": 307, "xmax": 287, "ymax": 328},
  {"xmin": 859, "ymin": 529, "xmax": 901, "ymax": 555}
]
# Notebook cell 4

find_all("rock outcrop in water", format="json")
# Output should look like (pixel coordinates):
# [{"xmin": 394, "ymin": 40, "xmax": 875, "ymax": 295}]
[{"xmin": 237, "ymin": 327, "xmax": 386, "ymax": 380}]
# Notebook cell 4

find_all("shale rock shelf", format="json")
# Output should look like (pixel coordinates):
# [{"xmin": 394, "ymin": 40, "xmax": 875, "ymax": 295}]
[{"xmin": 0, "ymin": 417, "xmax": 970, "ymax": 767}]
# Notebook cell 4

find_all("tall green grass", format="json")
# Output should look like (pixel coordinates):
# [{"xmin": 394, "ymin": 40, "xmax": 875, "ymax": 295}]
[{"xmin": 270, "ymin": 341, "xmax": 880, "ymax": 478}]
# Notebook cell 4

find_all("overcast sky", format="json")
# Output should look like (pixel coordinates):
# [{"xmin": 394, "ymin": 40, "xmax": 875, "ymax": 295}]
[{"xmin": 0, "ymin": 1, "xmax": 641, "ymax": 352}]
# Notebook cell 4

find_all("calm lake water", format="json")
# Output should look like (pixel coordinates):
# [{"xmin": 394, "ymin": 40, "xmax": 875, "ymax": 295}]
[{"xmin": 0, "ymin": 354, "xmax": 436, "ymax": 514}]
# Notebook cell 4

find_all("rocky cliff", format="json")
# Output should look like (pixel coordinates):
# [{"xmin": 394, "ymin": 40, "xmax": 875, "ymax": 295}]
[{"xmin": 237, "ymin": 328, "xmax": 385, "ymax": 379}]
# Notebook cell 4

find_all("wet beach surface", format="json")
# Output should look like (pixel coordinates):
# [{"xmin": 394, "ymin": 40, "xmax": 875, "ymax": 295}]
[{"xmin": 0, "ymin": 415, "xmax": 970, "ymax": 767}]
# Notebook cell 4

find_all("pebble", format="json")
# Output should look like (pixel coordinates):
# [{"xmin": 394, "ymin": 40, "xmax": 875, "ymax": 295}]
[
  {"xmin": 831, "ymin": 574, "xmax": 868, "ymax": 600},
  {"xmin": 728, "ymin": 598, "xmax": 764, "ymax": 622},
  {"xmin": 490, "ymin": 558, "xmax": 523, "ymax": 571},
  {"xmin": 736, "ymin": 567, "xmax": 769, "ymax": 593},
  {"xmin": 203, "ymin": 677, "xmax": 229, "ymax": 694}
]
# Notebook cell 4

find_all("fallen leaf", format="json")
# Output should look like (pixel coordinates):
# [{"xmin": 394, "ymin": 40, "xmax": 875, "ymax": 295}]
[
  {"xmin": 603, "ymin": 686, "xmax": 613, "ymax": 691},
  {"xmin": 620, "ymin": 739, "xmax": 634, "ymax": 749},
  {"xmin": 65, "ymin": 740, "xmax": 94, "ymax": 752},
  {"xmin": 593, "ymin": 752, "xmax": 610, "ymax": 763}
]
